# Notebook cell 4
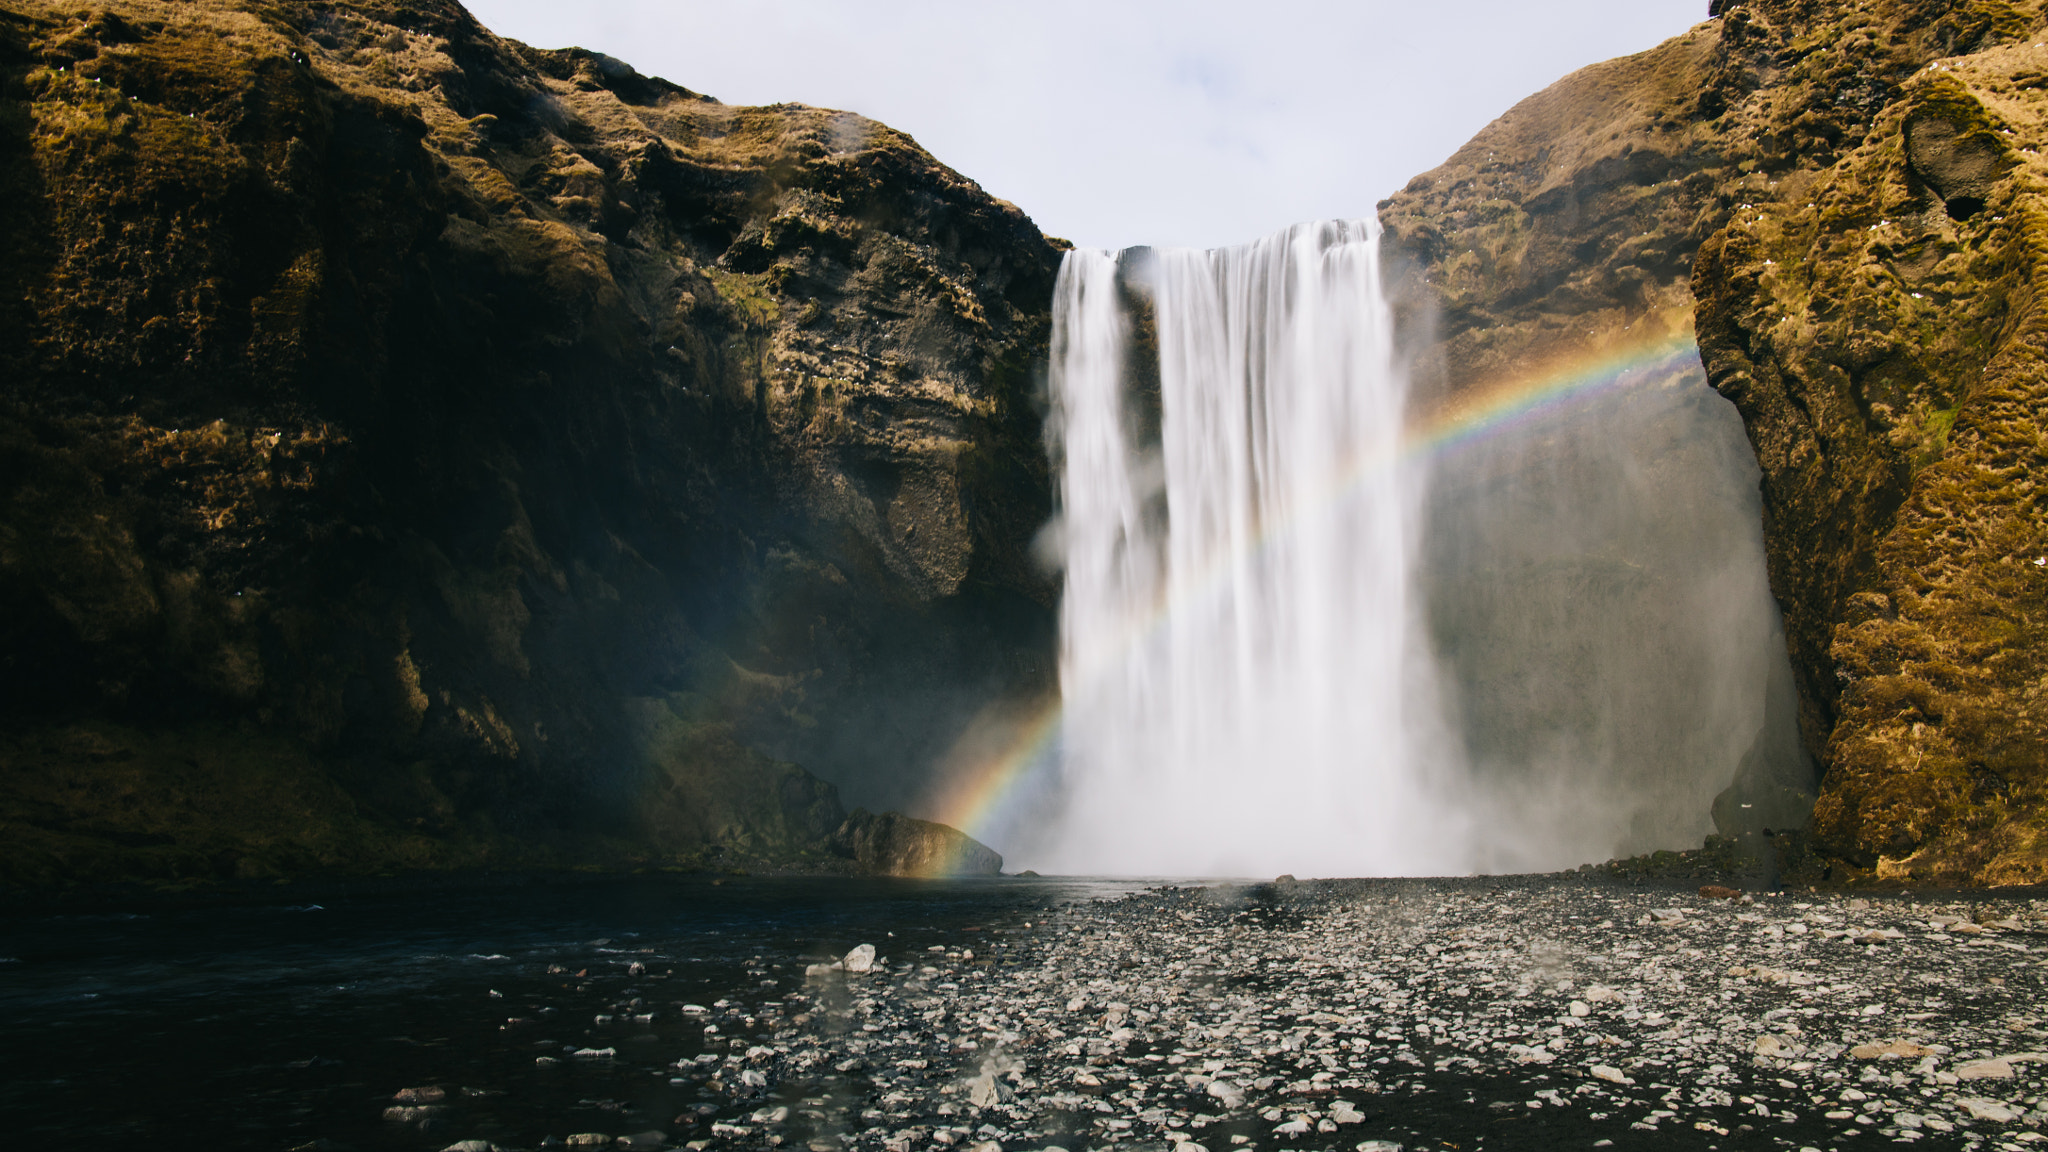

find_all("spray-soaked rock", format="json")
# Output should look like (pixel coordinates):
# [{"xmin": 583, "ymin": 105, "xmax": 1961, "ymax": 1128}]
[{"xmin": 831, "ymin": 811, "xmax": 1004, "ymax": 877}]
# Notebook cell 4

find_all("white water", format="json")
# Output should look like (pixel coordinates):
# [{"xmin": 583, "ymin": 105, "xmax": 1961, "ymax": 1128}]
[{"xmin": 1036, "ymin": 220, "xmax": 1469, "ymax": 876}]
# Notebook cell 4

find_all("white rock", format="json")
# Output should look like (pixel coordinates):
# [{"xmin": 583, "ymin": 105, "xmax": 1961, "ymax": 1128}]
[
  {"xmin": 749, "ymin": 1106, "xmax": 790, "ymax": 1124},
  {"xmin": 566, "ymin": 1137, "xmax": 610, "ymax": 1148},
  {"xmin": 1330, "ymin": 1100, "xmax": 1365, "ymax": 1124},
  {"xmin": 1957, "ymin": 1058, "xmax": 2016, "ymax": 1080},
  {"xmin": 394, "ymin": 1086, "xmax": 448, "ymax": 1104},
  {"xmin": 1568, "ymin": 1001, "xmax": 1590, "ymax": 1018},
  {"xmin": 843, "ymin": 944, "xmax": 878, "ymax": 974},
  {"xmin": 1206, "ymin": 1079, "xmax": 1246, "ymax": 1108},
  {"xmin": 1273, "ymin": 1119, "xmax": 1310, "ymax": 1135},
  {"xmin": 441, "ymin": 1142, "xmax": 497, "ymax": 1152},
  {"xmin": 1590, "ymin": 1065, "xmax": 1634, "ymax": 1085},
  {"xmin": 1355, "ymin": 1142, "xmax": 1405, "ymax": 1152},
  {"xmin": 1960, "ymin": 1098, "xmax": 2018, "ymax": 1122}
]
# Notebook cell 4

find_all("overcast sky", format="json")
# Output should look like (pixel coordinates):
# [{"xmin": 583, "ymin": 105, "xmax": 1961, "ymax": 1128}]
[{"xmin": 460, "ymin": 1, "xmax": 1709, "ymax": 251}]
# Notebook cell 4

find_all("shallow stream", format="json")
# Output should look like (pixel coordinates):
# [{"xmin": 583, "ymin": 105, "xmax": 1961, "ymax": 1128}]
[{"xmin": 0, "ymin": 875, "xmax": 1148, "ymax": 1150}]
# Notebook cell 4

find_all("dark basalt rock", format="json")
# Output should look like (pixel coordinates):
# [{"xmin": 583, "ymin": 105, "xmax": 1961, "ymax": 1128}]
[
  {"xmin": 828, "ymin": 807, "xmax": 1003, "ymax": 877},
  {"xmin": 0, "ymin": 0, "xmax": 1060, "ymax": 885}
]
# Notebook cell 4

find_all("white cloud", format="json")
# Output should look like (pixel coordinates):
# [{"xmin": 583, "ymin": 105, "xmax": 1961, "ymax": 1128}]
[{"xmin": 460, "ymin": 0, "xmax": 1710, "ymax": 250}]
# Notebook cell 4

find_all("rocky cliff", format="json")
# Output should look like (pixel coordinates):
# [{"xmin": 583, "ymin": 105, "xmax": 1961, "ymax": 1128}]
[
  {"xmin": 0, "ymin": 0, "xmax": 1050, "ymax": 885},
  {"xmin": 1385, "ymin": 0, "xmax": 2048, "ymax": 885}
]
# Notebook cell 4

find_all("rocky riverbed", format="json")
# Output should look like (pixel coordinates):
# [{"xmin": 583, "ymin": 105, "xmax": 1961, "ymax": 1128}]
[
  {"xmin": 366, "ymin": 876, "xmax": 2048, "ymax": 1152},
  {"xmin": 360, "ymin": 873, "xmax": 2048, "ymax": 1139}
]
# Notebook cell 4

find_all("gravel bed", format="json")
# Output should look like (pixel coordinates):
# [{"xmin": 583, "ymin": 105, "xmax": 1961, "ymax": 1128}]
[{"xmin": 391, "ymin": 876, "xmax": 2048, "ymax": 1152}]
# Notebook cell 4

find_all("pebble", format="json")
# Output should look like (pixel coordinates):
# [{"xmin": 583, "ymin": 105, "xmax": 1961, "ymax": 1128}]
[
  {"xmin": 1960, "ymin": 1097, "xmax": 2019, "ymax": 1121},
  {"xmin": 415, "ymin": 877, "xmax": 2048, "ymax": 1149}
]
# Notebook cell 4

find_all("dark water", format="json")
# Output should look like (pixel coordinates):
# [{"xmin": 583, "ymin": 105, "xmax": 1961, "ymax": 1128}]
[{"xmin": 0, "ymin": 874, "xmax": 1152, "ymax": 1151}]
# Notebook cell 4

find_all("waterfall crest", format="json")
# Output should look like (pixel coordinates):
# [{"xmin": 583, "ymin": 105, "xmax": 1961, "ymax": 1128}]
[{"xmin": 1039, "ymin": 220, "xmax": 1469, "ymax": 876}]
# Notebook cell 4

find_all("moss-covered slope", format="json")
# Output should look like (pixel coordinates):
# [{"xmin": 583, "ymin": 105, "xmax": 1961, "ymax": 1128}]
[
  {"xmin": 1385, "ymin": 0, "xmax": 2048, "ymax": 885},
  {"xmin": 1693, "ymin": 0, "xmax": 2048, "ymax": 885},
  {"xmin": 0, "ymin": 0, "xmax": 1055, "ymax": 885}
]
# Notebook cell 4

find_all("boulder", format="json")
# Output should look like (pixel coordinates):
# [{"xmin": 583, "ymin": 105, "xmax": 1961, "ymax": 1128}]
[{"xmin": 830, "ymin": 809, "xmax": 1002, "ymax": 876}]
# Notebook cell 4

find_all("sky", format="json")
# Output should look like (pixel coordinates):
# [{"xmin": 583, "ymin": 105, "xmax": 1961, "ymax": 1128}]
[{"xmin": 459, "ymin": 0, "xmax": 1709, "ymax": 252}]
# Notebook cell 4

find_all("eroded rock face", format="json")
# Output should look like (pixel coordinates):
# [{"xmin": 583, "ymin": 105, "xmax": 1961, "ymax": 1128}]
[
  {"xmin": 1692, "ymin": 0, "xmax": 2048, "ymax": 884},
  {"xmin": 0, "ymin": 0, "xmax": 1059, "ymax": 883},
  {"xmin": 1386, "ymin": 0, "xmax": 2048, "ymax": 884}
]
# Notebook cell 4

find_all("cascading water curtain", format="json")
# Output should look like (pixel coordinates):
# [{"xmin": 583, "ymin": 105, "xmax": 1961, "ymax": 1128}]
[{"xmin": 1041, "ymin": 220, "xmax": 1471, "ymax": 877}]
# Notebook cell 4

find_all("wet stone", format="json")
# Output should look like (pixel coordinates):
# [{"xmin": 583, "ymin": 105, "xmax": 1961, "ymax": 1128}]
[{"xmin": 401, "ymin": 876, "xmax": 2048, "ymax": 1151}]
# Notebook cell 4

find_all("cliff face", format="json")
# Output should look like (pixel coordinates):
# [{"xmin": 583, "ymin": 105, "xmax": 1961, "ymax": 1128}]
[
  {"xmin": 1692, "ymin": 0, "xmax": 2048, "ymax": 884},
  {"xmin": 1381, "ymin": 16, "xmax": 1817, "ymax": 864},
  {"xmin": 1385, "ymin": 0, "xmax": 2048, "ymax": 884},
  {"xmin": 0, "ymin": 0, "xmax": 1055, "ymax": 884}
]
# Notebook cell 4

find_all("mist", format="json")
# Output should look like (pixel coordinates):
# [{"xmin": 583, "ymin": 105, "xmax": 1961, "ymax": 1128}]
[{"xmin": 1420, "ymin": 350, "xmax": 1814, "ymax": 871}]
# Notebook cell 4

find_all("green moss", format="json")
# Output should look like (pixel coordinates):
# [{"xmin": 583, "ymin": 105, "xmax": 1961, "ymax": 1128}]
[
  {"xmin": 704, "ymin": 267, "xmax": 780, "ymax": 330},
  {"xmin": 1919, "ymin": 405, "xmax": 1959, "ymax": 463}
]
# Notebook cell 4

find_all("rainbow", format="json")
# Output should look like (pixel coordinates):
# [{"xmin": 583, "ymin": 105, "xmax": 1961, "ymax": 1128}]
[{"xmin": 926, "ymin": 324, "xmax": 1708, "ymax": 860}]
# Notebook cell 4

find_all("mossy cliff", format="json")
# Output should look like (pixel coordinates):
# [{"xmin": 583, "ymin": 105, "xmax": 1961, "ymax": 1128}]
[
  {"xmin": 1385, "ymin": 0, "xmax": 2048, "ymax": 885},
  {"xmin": 0, "ymin": 0, "xmax": 1046, "ymax": 886}
]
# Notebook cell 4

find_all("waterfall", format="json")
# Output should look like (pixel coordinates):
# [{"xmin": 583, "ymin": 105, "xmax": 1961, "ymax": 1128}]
[{"xmin": 1038, "ymin": 220, "xmax": 1469, "ymax": 876}]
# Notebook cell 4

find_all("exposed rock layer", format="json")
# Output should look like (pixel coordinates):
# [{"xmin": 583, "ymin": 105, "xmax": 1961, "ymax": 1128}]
[
  {"xmin": 1385, "ymin": 0, "xmax": 2048, "ymax": 884},
  {"xmin": 0, "ymin": 0, "xmax": 1059, "ymax": 883}
]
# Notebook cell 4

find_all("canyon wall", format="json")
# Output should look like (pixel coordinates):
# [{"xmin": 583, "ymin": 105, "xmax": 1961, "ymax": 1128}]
[
  {"xmin": 0, "ymin": 0, "xmax": 1048, "ymax": 884},
  {"xmin": 1386, "ymin": 0, "xmax": 2048, "ymax": 885},
  {"xmin": 12, "ymin": 0, "xmax": 2048, "ymax": 889}
]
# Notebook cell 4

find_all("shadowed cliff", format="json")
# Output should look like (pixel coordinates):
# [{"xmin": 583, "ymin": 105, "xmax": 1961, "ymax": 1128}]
[{"xmin": 0, "ymin": 0, "xmax": 1045, "ymax": 885}]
